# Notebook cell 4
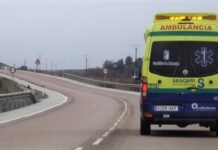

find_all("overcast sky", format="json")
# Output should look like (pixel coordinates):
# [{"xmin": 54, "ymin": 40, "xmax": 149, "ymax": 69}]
[{"xmin": 0, "ymin": 0, "xmax": 218, "ymax": 69}]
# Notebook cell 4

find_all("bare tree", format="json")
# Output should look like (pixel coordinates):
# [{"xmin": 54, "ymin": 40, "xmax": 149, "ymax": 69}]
[
  {"xmin": 35, "ymin": 58, "xmax": 40, "ymax": 70},
  {"xmin": 125, "ymin": 56, "xmax": 133, "ymax": 68},
  {"xmin": 103, "ymin": 60, "xmax": 114, "ymax": 69}
]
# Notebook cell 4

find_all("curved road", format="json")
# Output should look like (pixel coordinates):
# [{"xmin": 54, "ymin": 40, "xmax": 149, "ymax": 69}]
[{"xmin": 0, "ymin": 71, "xmax": 217, "ymax": 150}]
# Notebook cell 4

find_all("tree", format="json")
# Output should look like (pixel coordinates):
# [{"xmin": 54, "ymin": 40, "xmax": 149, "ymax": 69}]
[
  {"xmin": 125, "ymin": 56, "xmax": 133, "ymax": 67},
  {"xmin": 103, "ymin": 60, "xmax": 113, "ymax": 69},
  {"xmin": 35, "ymin": 58, "xmax": 40, "ymax": 70},
  {"xmin": 20, "ymin": 65, "xmax": 28, "ymax": 70},
  {"xmin": 116, "ymin": 59, "xmax": 125, "ymax": 71},
  {"xmin": 136, "ymin": 58, "xmax": 143, "ymax": 68}
]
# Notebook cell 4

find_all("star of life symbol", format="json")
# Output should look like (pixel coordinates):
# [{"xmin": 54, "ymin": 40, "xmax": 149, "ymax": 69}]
[{"xmin": 194, "ymin": 47, "xmax": 214, "ymax": 67}]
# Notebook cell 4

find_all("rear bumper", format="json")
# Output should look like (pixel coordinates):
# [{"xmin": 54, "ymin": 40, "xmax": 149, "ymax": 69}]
[{"xmin": 143, "ymin": 113, "xmax": 218, "ymax": 125}]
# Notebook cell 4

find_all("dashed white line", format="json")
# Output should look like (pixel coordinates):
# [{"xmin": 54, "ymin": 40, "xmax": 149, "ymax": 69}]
[
  {"xmin": 113, "ymin": 122, "xmax": 118, "ymax": 127},
  {"xmin": 102, "ymin": 131, "xmax": 110, "ymax": 137},
  {"xmin": 75, "ymin": 100, "xmax": 128, "ymax": 149},
  {"xmin": 117, "ymin": 118, "xmax": 121, "ymax": 122},
  {"xmin": 92, "ymin": 100, "xmax": 128, "ymax": 147},
  {"xmin": 75, "ymin": 147, "xmax": 83, "ymax": 150},
  {"xmin": 92, "ymin": 138, "xmax": 104, "ymax": 146},
  {"xmin": 109, "ymin": 126, "xmax": 115, "ymax": 131}
]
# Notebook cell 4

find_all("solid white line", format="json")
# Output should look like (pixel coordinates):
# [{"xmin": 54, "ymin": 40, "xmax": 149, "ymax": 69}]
[
  {"xmin": 123, "ymin": 101, "xmax": 128, "ymax": 113},
  {"xmin": 0, "ymin": 94, "xmax": 68, "ymax": 124},
  {"xmin": 92, "ymin": 138, "xmax": 104, "ymax": 146},
  {"xmin": 0, "ymin": 73, "xmax": 68, "ymax": 125}
]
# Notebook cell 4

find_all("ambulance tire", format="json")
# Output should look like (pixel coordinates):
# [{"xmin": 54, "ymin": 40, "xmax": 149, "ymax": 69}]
[
  {"xmin": 140, "ymin": 118, "xmax": 151, "ymax": 135},
  {"xmin": 215, "ymin": 121, "xmax": 218, "ymax": 137},
  {"xmin": 210, "ymin": 126, "xmax": 215, "ymax": 132}
]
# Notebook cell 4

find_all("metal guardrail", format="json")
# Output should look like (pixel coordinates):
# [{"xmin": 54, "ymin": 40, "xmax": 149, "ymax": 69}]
[
  {"xmin": 63, "ymin": 73, "xmax": 141, "ymax": 92},
  {"xmin": 34, "ymin": 70, "xmax": 140, "ymax": 92},
  {"xmin": 0, "ymin": 91, "xmax": 36, "ymax": 112}
]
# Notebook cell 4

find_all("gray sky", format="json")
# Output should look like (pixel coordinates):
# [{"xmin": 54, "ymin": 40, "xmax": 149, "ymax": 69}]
[{"xmin": 0, "ymin": 0, "xmax": 218, "ymax": 69}]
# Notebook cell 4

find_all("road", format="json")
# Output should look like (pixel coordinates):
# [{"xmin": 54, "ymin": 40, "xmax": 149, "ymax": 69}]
[{"xmin": 0, "ymin": 71, "xmax": 217, "ymax": 150}]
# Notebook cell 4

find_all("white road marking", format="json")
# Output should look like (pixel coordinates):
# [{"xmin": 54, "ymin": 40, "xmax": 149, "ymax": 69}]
[
  {"xmin": 74, "ymin": 147, "xmax": 83, "ymax": 150},
  {"xmin": 113, "ymin": 122, "xmax": 118, "ymax": 127},
  {"xmin": 117, "ymin": 118, "xmax": 121, "ymax": 122},
  {"xmin": 8, "ymin": 71, "xmax": 130, "ymax": 149},
  {"xmin": 92, "ymin": 100, "xmax": 128, "ymax": 148},
  {"xmin": 92, "ymin": 138, "xmax": 104, "ymax": 146},
  {"xmin": 109, "ymin": 126, "xmax": 115, "ymax": 131},
  {"xmin": 0, "ymin": 73, "xmax": 68, "ymax": 125},
  {"xmin": 102, "ymin": 131, "xmax": 110, "ymax": 137},
  {"xmin": 0, "ymin": 94, "xmax": 68, "ymax": 124},
  {"xmin": 76, "ymin": 100, "xmax": 128, "ymax": 149}
]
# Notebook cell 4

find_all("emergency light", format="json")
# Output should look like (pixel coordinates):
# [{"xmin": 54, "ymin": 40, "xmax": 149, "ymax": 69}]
[{"xmin": 155, "ymin": 13, "xmax": 217, "ymax": 22}]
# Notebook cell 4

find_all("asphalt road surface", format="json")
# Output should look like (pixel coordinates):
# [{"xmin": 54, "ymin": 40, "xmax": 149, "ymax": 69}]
[{"xmin": 0, "ymin": 71, "xmax": 217, "ymax": 150}]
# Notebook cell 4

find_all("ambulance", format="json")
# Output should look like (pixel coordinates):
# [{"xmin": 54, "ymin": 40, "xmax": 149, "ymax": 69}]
[{"xmin": 134, "ymin": 13, "xmax": 218, "ymax": 136}]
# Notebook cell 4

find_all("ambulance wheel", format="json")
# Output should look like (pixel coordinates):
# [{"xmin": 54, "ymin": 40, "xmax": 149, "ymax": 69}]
[{"xmin": 140, "ymin": 118, "xmax": 151, "ymax": 135}]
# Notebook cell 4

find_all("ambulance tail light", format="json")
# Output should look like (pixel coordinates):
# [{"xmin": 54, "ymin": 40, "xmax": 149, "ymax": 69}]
[{"xmin": 141, "ymin": 77, "xmax": 148, "ymax": 101}]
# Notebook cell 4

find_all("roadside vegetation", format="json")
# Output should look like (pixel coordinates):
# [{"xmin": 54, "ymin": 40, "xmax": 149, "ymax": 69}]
[
  {"xmin": 7, "ymin": 55, "xmax": 143, "ymax": 84},
  {"xmin": 64, "ymin": 56, "xmax": 142, "ymax": 84}
]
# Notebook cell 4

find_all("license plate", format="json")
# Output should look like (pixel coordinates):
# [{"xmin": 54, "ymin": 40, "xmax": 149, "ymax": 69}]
[{"xmin": 154, "ymin": 105, "xmax": 179, "ymax": 112}]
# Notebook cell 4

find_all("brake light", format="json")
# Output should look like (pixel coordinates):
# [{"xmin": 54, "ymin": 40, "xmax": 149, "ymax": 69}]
[
  {"xmin": 141, "ymin": 82, "xmax": 148, "ymax": 101},
  {"xmin": 145, "ymin": 113, "xmax": 153, "ymax": 118}
]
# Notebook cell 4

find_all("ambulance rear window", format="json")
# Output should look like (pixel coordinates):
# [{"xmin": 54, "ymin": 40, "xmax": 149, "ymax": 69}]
[{"xmin": 150, "ymin": 41, "xmax": 218, "ymax": 77}]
